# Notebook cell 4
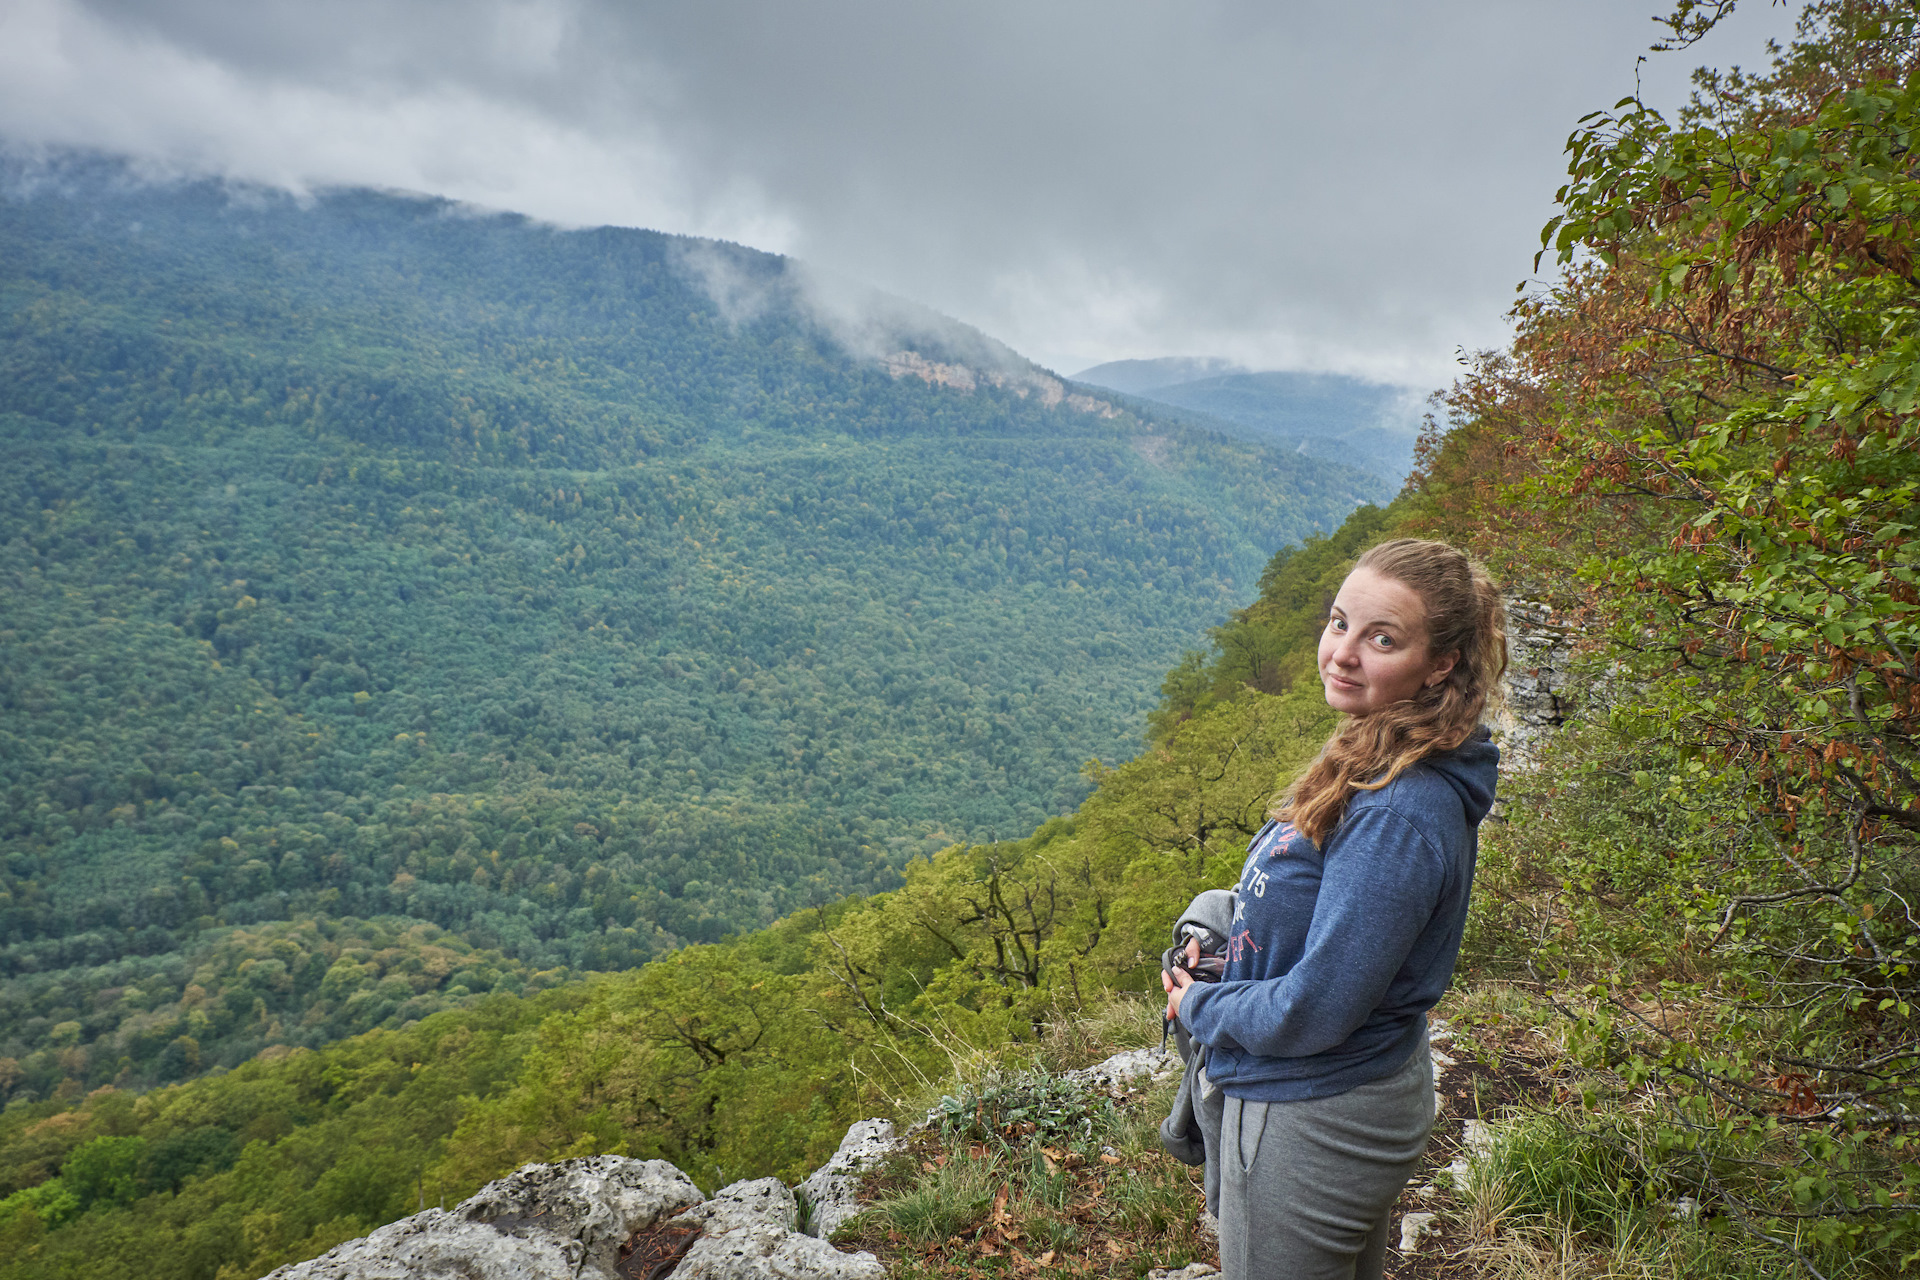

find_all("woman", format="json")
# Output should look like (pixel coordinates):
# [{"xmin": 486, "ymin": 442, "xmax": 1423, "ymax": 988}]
[{"xmin": 1162, "ymin": 538, "xmax": 1506, "ymax": 1280}]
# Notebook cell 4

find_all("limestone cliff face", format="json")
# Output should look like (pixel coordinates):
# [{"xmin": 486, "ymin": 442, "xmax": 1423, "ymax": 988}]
[
  {"xmin": 882, "ymin": 351, "xmax": 1121, "ymax": 418},
  {"xmin": 1494, "ymin": 599, "xmax": 1578, "ymax": 769}
]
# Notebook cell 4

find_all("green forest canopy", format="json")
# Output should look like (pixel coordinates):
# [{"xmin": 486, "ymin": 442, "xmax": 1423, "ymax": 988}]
[{"xmin": 0, "ymin": 156, "xmax": 1386, "ymax": 1096}]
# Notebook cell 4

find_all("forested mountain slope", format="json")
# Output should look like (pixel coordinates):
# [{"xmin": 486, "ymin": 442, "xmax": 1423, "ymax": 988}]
[{"xmin": 0, "ymin": 155, "xmax": 1385, "ymax": 1095}]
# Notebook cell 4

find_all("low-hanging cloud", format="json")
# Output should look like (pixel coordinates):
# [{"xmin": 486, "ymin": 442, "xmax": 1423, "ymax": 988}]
[
  {"xmin": 665, "ymin": 237, "xmax": 1035, "ymax": 381},
  {"xmin": 1, "ymin": 0, "xmax": 1802, "ymax": 391}
]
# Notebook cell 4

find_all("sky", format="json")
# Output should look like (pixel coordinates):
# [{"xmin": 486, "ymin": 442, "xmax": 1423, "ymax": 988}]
[{"xmin": 0, "ymin": 0, "xmax": 1805, "ymax": 391}]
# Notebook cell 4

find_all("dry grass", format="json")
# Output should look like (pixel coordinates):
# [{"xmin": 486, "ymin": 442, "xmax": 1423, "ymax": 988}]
[
  {"xmin": 831, "ymin": 1002, "xmax": 1212, "ymax": 1280},
  {"xmin": 1467, "ymin": 1222, "xmax": 1617, "ymax": 1280}
]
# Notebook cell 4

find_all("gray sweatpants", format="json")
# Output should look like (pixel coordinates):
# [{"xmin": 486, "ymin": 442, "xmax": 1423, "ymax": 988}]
[{"xmin": 1214, "ymin": 1030, "xmax": 1435, "ymax": 1280}]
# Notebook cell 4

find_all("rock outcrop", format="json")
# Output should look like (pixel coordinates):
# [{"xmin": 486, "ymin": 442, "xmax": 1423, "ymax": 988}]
[
  {"xmin": 263, "ymin": 1154, "xmax": 885, "ymax": 1280},
  {"xmin": 670, "ymin": 1177, "xmax": 885, "ymax": 1280},
  {"xmin": 796, "ymin": 1119, "xmax": 902, "ymax": 1239},
  {"xmin": 881, "ymin": 351, "xmax": 1121, "ymax": 418},
  {"xmin": 1066, "ymin": 1044, "xmax": 1180, "ymax": 1092},
  {"xmin": 1496, "ymin": 598, "xmax": 1578, "ymax": 768},
  {"xmin": 263, "ymin": 1156, "xmax": 701, "ymax": 1280}
]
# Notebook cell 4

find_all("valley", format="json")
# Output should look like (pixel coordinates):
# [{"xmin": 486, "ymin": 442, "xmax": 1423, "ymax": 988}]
[{"xmin": 0, "ymin": 158, "xmax": 1385, "ymax": 1095}]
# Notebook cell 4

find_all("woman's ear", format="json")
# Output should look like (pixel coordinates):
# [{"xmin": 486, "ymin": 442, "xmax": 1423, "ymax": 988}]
[{"xmin": 1425, "ymin": 650, "xmax": 1460, "ymax": 688}]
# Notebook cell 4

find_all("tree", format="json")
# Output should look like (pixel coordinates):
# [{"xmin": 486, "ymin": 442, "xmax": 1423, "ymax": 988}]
[{"xmin": 1469, "ymin": 2, "xmax": 1920, "ymax": 1267}]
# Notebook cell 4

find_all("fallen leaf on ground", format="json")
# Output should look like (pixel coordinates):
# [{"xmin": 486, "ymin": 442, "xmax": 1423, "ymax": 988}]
[{"xmin": 1099, "ymin": 1153, "xmax": 1123, "ymax": 1165}]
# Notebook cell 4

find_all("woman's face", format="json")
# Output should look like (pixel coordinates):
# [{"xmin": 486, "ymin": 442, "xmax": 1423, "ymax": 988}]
[{"xmin": 1317, "ymin": 566, "xmax": 1458, "ymax": 717}]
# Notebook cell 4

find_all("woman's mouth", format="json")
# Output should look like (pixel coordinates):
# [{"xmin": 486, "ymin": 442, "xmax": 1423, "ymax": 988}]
[{"xmin": 1324, "ymin": 671, "xmax": 1362, "ymax": 691}]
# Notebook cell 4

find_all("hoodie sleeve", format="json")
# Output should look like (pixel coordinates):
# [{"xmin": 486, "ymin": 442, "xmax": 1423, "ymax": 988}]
[{"xmin": 1177, "ymin": 805, "xmax": 1446, "ymax": 1059}]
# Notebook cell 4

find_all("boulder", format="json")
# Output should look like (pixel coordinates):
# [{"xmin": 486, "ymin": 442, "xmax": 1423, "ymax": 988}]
[
  {"xmin": 1066, "ymin": 1044, "xmax": 1180, "ymax": 1092},
  {"xmin": 796, "ymin": 1118, "xmax": 902, "ymax": 1239},
  {"xmin": 669, "ymin": 1177, "xmax": 886, "ymax": 1280},
  {"xmin": 262, "ymin": 1155, "xmax": 701, "ymax": 1280}
]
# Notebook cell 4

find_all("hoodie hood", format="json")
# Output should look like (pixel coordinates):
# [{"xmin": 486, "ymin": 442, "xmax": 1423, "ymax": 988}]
[{"xmin": 1424, "ymin": 725, "xmax": 1499, "ymax": 826}]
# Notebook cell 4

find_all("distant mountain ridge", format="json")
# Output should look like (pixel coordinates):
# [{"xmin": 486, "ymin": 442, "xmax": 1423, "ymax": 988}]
[
  {"xmin": 1072, "ymin": 359, "xmax": 1425, "ymax": 485},
  {"xmin": 1063, "ymin": 356, "xmax": 1246, "ymax": 396}
]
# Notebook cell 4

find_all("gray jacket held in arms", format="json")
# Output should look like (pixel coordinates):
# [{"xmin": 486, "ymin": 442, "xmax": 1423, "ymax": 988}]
[{"xmin": 1159, "ymin": 888, "xmax": 1236, "ymax": 1167}]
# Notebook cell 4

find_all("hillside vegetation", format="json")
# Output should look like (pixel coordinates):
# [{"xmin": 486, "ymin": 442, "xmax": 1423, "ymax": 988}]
[{"xmin": 0, "ymin": 162, "xmax": 1383, "ymax": 1097}]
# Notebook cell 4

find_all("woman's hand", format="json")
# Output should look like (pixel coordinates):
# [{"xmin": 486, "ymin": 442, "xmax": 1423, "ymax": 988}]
[{"xmin": 1161, "ymin": 938, "xmax": 1201, "ymax": 1021}]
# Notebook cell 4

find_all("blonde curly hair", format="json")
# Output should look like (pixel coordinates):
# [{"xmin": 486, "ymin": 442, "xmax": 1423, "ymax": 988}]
[{"xmin": 1278, "ymin": 538, "xmax": 1507, "ymax": 846}]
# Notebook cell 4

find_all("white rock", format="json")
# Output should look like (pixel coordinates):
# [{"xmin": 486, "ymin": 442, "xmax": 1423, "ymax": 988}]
[
  {"xmin": 1067, "ymin": 1044, "xmax": 1180, "ymax": 1091},
  {"xmin": 1148, "ymin": 1265, "xmax": 1221, "ymax": 1280},
  {"xmin": 676, "ymin": 1177, "xmax": 798, "ymax": 1235},
  {"xmin": 1446, "ymin": 1158, "xmax": 1472, "ymax": 1185},
  {"xmin": 797, "ymin": 1118, "xmax": 902, "ymax": 1239},
  {"xmin": 1198, "ymin": 1210, "xmax": 1219, "ymax": 1244},
  {"xmin": 1462, "ymin": 1119, "xmax": 1496, "ymax": 1154},
  {"xmin": 671, "ymin": 1179, "xmax": 885, "ymax": 1280},
  {"xmin": 1430, "ymin": 1049, "xmax": 1458, "ymax": 1070},
  {"xmin": 262, "ymin": 1155, "xmax": 701, "ymax": 1280},
  {"xmin": 265, "ymin": 1212, "xmax": 578, "ymax": 1280},
  {"xmin": 1398, "ymin": 1211, "xmax": 1439, "ymax": 1252},
  {"xmin": 1668, "ymin": 1195, "xmax": 1701, "ymax": 1221}
]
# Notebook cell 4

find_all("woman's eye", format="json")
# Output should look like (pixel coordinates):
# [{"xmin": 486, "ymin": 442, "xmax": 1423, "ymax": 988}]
[{"xmin": 1371, "ymin": 633, "xmax": 1393, "ymax": 648}]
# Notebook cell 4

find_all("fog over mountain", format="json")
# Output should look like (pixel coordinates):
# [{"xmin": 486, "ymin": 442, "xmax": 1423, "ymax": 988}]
[
  {"xmin": 1067, "ymin": 358, "xmax": 1249, "ymax": 398},
  {"xmin": 0, "ymin": 0, "xmax": 1802, "ymax": 385}
]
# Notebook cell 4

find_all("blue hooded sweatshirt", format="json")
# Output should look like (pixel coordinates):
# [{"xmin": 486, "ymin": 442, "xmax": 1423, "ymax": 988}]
[{"xmin": 1177, "ymin": 728, "xmax": 1499, "ymax": 1100}]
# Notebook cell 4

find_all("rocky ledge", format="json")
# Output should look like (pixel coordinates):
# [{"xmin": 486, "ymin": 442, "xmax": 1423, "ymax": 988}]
[{"xmin": 263, "ymin": 1152, "xmax": 886, "ymax": 1280}]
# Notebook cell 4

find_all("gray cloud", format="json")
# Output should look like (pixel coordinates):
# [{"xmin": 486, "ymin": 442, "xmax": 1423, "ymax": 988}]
[{"xmin": 1, "ymin": 0, "xmax": 1801, "ymax": 388}]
